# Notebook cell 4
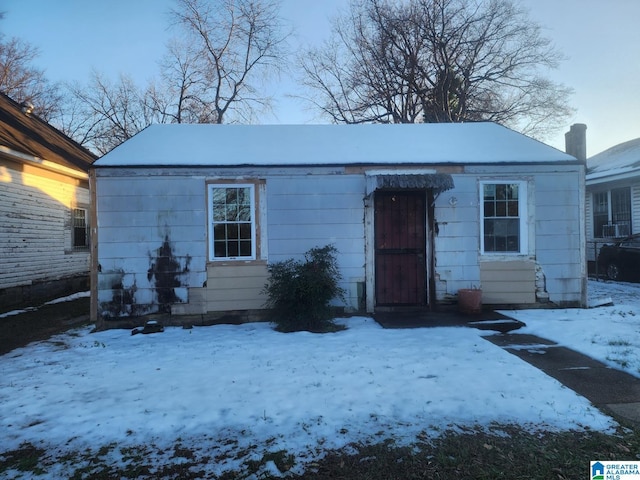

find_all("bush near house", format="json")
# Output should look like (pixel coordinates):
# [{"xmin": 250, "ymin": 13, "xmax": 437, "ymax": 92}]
[{"xmin": 263, "ymin": 245, "xmax": 346, "ymax": 332}]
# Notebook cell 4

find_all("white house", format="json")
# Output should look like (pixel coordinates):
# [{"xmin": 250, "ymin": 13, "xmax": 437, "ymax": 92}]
[
  {"xmin": 0, "ymin": 92, "xmax": 96, "ymax": 311},
  {"xmin": 90, "ymin": 122, "xmax": 586, "ymax": 328},
  {"xmin": 585, "ymin": 137, "xmax": 640, "ymax": 269}
]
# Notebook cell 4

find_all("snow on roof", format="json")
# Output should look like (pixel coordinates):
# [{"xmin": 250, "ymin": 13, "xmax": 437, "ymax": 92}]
[
  {"xmin": 587, "ymin": 137, "xmax": 640, "ymax": 181},
  {"xmin": 94, "ymin": 122, "xmax": 576, "ymax": 167}
]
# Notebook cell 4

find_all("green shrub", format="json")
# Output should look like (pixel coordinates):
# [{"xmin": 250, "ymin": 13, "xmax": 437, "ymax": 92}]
[{"xmin": 263, "ymin": 245, "xmax": 346, "ymax": 332}]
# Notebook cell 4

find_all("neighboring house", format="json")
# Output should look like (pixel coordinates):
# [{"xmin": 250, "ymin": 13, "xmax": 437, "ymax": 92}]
[
  {"xmin": 585, "ymin": 136, "xmax": 640, "ymax": 270},
  {"xmin": 90, "ymin": 122, "xmax": 586, "ymax": 328},
  {"xmin": 0, "ymin": 93, "xmax": 97, "ymax": 310}
]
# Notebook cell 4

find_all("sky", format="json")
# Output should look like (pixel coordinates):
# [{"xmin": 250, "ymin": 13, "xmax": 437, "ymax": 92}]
[
  {"xmin": 1, "ymin": 0, "xmax": 639, "ymax": 157},
  {"xmin": 1, "ymin": 278, "xmax": 635, "ymax": 477}
]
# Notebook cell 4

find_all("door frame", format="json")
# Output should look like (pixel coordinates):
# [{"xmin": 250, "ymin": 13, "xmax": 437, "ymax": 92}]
[{"xmin": 364, "ymin": 188, "xmax": 435, "ymax": 312}]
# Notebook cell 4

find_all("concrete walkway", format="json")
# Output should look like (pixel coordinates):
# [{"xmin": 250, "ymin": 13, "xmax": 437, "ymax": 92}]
[{"xmin": 484, "ymin": 332, "xmax": 640, "ymax": 427}]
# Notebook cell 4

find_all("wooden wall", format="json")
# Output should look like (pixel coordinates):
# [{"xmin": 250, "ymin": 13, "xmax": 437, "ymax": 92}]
[{"xmin": 0, "ymin": 159, "xmax": 89, "ymax": 307}]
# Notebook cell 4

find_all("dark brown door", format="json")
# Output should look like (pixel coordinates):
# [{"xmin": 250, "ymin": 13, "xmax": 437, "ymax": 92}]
[{"xmin": 374, "ymin": 191, "xmax": 427, "ymax": 306}]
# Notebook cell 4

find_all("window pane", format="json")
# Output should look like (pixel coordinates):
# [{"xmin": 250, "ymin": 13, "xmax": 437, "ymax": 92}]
[
  {"xmin": 226, "ymin": 204, "xmax": 238, "ymax": 221},
  {"xmin": 484, "ymin": 184, "xmax": 496, "ymax": 199},
  {"xmin": 239, "ymin": 223, "xmax": 251, "ymax": 239},
  {"xmin": 213, "ymin": 224, "xmax": 226, "ymax": 241},
  {"xmin": 214, "ymin": 241, "xmax": 227, "ymax": 258},
  {"xmin": 226, "ymin": 188, "xmax": 238, "ymax": 204},
  {"xmin": 238, "ymin": 187, "xmax": 250, "ymax": 205},
  {"xmin": 228, "ymin": 241, "xmax": 239, "ymax": 257},
  {"xmin": 213, "ymin": 189, "xmax": 226, "ymax": 203},
  {"xmin": 496, "ymin": 201, "xmax": 506, "ymax": 217},
  {"xmin": 239, "ymin": 240, "xmax": 252, "ymax": 256},
  {"xmin": 238, "ymin": 205, "xmax": 251, "ymax": 222},
  {"xmin": 227, "ymin": 223, "xmax": 239, "ymax": 240},
  {"xmin": 213, "ymin": 205, "xmax": 225, "ymax": 221}
]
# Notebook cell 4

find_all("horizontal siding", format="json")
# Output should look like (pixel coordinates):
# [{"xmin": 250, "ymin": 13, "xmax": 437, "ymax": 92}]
[
  {"xmin": 480, "ymin": 261, "xmax": 536, "ymax": 304},
  {"xmin": 434, "ymin": 168, "xmax": 584, "ymax": 305},
  {"xmin": 534, "ymin": 171, "xmax": 584, "ymax": 305},
  {"xmin": 266, "ymin": 174, "xmax": 365, "ymax": 310},
  {"xmin": 434, "ymin": 175, "xmax": 481, "ymax": 300},
  {"xmin": 0, "ymin": 162, "xmax": 89, "ymax": 289},
  {"xmin": 96, "ymin": 176, "xmax": 208, "ymax": 319},
  {"xmin": 205, "ymin": 264, "xmax": 268, "ymax": 310}
]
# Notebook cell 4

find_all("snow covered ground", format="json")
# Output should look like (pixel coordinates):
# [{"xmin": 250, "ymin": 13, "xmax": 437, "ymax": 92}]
[{"xmin": 0, "ymin": 279, "xmax": 638, "ymax": 477}]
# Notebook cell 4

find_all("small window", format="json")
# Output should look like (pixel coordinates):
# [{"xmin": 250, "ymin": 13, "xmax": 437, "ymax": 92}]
[
  {"xmin": 208, "ymin": 184, "xmax": 256, "ymax": 261},
  {"xmin": 480, "ymin": 181, "xmax": 527, "ymax": 254},
  {"xmin": 72, "ymin": 208, "xmax": 89, "ymax": 249},
  {"xmin": 594, "ymin": 187, "xmax": 632, "ymax": 238}
]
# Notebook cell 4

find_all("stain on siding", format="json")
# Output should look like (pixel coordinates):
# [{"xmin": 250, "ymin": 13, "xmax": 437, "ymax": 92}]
[
  {"xmin": 147, "ymin": 235, "xmax": 191, "ymax": 313},
  {"xmin": 99, "ymin": 269, "xmax": 143, "ymax": 318}
]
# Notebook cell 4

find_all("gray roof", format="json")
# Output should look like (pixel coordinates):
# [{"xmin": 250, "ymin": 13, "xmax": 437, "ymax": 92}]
[{"xmin": 587, "ymin": 137, "xmax": 640, "ymax": 181}]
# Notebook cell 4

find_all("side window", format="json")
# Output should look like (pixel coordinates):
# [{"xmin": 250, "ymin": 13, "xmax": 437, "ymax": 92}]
[
  {"xmin": 72, "ymin": 207, "xmax": 89, "ymax": 249},
  {"xmin": 208, "ymin": 183, "xmax": 256, "ymax": 261},
  {"xmin": 592, "ymin": 191, "xmax": 609, "ymax": 238},
  {"xmin": 481, "ymin": 181, "xmax": 527, "ymax": 254}
]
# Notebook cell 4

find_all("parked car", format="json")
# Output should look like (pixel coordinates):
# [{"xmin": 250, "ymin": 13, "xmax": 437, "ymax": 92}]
[{"xmin": 597, "ymin": 234, "xmax": 640, "ymax": 282}]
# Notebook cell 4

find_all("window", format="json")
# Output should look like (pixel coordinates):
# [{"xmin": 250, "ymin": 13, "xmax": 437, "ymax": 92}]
[
  {"xmin": 593, "ymin": 187, "xmax": 631, "ymax": 238},
  {"xmin": 481, "ymin": 182, "xmax": 526, "ymax": 254},
  {"xmin": 593, "ymin": 191, "xmax": 609, "ymax": 238},
  {"xmin": 72, "ymin": 207, "xmax": 89, "ymax": 249},
  {"xmin": 208, "ymin": 184, "xmax": 256, "ymax": 260}
]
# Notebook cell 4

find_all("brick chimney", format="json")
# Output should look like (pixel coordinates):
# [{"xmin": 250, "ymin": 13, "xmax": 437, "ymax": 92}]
[{"xmin": 565, "ymin": 123, "xmax": 587, "ymax": 161}]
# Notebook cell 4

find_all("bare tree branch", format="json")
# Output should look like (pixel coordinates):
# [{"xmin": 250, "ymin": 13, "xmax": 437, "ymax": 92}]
[{"xmin": 298, "ymin": 0, "xmax": 573, "ymax": 140}]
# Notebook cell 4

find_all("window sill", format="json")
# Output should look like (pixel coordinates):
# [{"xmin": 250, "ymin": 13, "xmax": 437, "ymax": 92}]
[{"xmin": 207, "ymin": 259, "xmax": 267, "ymax": 267}]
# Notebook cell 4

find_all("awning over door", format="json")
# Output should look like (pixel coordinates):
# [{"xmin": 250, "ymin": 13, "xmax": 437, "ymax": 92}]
[{"xmin": 365, "ymin": 171, "xmax": 454, "ymax": 196}]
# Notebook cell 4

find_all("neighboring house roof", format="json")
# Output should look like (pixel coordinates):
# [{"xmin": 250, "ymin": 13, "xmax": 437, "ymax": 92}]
[
  {"xmin": 0, "ymin": 92, "xmax": 96, "ymax": 173},
  {"xmin": 587, "ymin": 137, "xmax": 640, "ymax": 183},
  {"xmin": 94, "ymin": 122, "xmax": 577, "ymax": 168}
]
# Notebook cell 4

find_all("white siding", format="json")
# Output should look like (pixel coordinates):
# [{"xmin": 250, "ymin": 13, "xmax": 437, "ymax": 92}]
[
  {"xmin": 433, "ymin": 174, "xmax": 481, "ymax": 300},
  {"xmin": 433, "ymin": 165, "xmax": 585, "ymax": 306},
  {"xmin": 0, "ymin": 161, "xmax": 89, "ymax": 290},
  {"xmin": 94, "ymin": 161, "xmax": 586, "ymax": 321},
  {"xmin": 266, "ymin": 174, "xmax": 366, "ymax": 310},
  {"xmin": 95, "ymin": 171, "xmax": 367, "ymax": 318},
  {"xmin": 95, "ymin": 175, "xmax": 207, "ymax": 318},
  {"xmin": 533, "ymin": 170, "xmax": 585, "ymax": 304}
]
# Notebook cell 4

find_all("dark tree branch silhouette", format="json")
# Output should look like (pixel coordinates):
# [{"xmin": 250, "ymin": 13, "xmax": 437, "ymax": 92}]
[{"xmin": 299, "ymin": 0, "xmax": 573, "ymax": 139}]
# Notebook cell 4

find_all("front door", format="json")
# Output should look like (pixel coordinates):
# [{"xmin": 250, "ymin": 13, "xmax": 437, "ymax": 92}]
[{"xmin": 374, "ymin": 191, "xmax": 427, "ymax": 306}]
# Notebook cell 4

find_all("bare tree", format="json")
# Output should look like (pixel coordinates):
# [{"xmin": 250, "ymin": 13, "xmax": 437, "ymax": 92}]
[
  {"xmin": 0, "ymin": 13, "xmax": 63, "ymax": 121},
  {"xmin": 299, "ymin": 0, "xmax": 573, "ymax": 139},
  {"xmin": 169, "ymin": 0, "xmax": 289, "ymax": 124},
  {"xmin": 61, "ymin": 0, "xmax": 289, "ymax": 153},
  {"xmin": 63, "ymin": 72, "xmax": 152, "ymax": 155}
]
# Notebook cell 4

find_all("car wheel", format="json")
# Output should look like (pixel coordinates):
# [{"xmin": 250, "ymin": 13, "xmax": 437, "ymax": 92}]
[{"xmin": 606, "ymin": 262, "xmax": 620, "ymax": 281}]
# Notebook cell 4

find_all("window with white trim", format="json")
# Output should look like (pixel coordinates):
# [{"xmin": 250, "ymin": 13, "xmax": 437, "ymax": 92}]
[
  {"xmin": 593, "ymin": 187, "xmax": 631, "ymax": 238},
  {"xmin": 481, "ymin": 181, "xmax": 527, "ymax": 254},
  {"xmin": 208, "ymin": 183, "xmax": 256, "ymax": 261}
]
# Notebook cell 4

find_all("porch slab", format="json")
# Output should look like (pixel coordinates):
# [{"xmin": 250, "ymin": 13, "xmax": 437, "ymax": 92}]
[{"xmin": 373, "ymin": 308, "xmax": 517, "ymax": 329}]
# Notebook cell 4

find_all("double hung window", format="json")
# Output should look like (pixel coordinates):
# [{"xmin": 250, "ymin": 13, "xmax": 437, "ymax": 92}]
[
  {"xmin": 481, "ymin": 181, "xmax": 527, "ymax": 254},
  {"xmin": 208, "ymin": 184, "xmax": 256, "ymax": 260}
]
